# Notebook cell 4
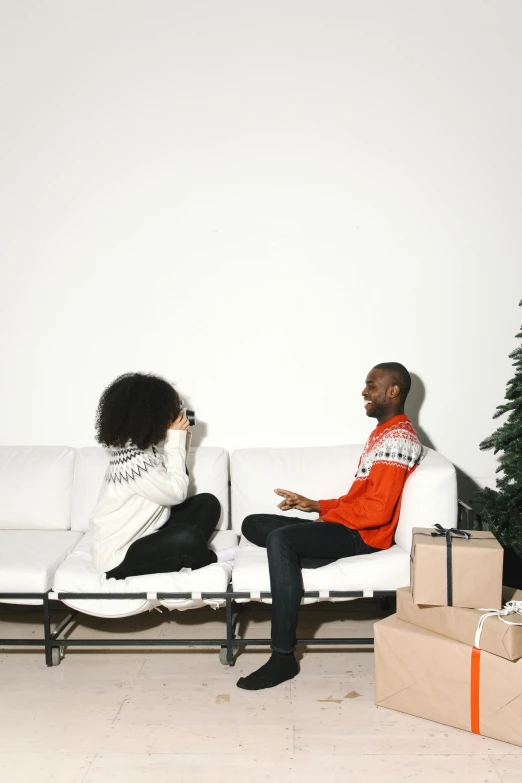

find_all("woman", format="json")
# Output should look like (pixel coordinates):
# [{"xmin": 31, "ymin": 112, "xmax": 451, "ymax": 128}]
[{"xmin": 90, "ymin": 372, "xmax": 229, "ymax": 579}]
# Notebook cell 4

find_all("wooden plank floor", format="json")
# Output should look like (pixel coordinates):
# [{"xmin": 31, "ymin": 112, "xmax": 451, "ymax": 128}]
[{"xmin": 0, "ymin": 600, "xmax": 521, "ymax": 782}]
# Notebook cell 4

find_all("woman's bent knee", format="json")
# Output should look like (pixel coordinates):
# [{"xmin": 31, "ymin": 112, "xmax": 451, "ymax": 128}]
[
  {"xmin": 189, "ymin": 492, "xmax": 221, "ymax": 519},
  {"xmin": 192, "ymin": 492, "xmax": 219, "ymax": 507},
  {"xmin": 166, "ymin": 523, "xmax": 203, "ymax": 546}
]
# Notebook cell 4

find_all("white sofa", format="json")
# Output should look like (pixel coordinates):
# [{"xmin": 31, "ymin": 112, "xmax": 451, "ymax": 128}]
[{"xmin": 0, "ymin": 441, "xmax": 458, "ymax": 666}]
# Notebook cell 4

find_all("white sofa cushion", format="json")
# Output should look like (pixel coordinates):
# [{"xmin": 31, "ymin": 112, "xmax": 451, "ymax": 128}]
[
  {"xmin": 393, "ymin": 447, "xmax": 458, "ymax": 551},
  {"xmin": 53, "ymin": 530, "xmax": 234, "ymax": 618},
  {"xmin": 0, "ymin": 447, "xmax": 75, "ymax": 531},
  {"xmin": 0, "ymin": 530, "xmax": 83, "ymax": 603},
  {"xmin": 231, "ymin": 445, "xmax": 363, "ymax": 534},
  {"xmin": 71, "ymin": 446, "xmax": 230, "ymax": 532},
  {"xmin": 232, "ymin": 540, "xmax": 410, "ymax": 603}
]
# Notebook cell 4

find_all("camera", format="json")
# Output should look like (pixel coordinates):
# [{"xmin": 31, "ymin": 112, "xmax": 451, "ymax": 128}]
[{"xmin": 182, "ymin": 408, "xmax": 196, "ymax": 427}]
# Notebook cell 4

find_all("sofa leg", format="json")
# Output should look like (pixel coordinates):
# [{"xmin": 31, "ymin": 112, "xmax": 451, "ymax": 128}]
[
  {"xmin": 379, "ymin": 595, "xmax": 396, "ymax": 615},
  {"xmin": 50, "ymin": 646, "xmax": 64, "ymax": 666},
  {"xmin": 43, "ymin": 593, "xmax": 53, "ymax": 667},
  {"xmin": 219, "ymin": 645, "xmax": 239, "ymax": 665},
  {"xmin": 221, "ymin": 590, "xmax": 241, "ymax": 666}
]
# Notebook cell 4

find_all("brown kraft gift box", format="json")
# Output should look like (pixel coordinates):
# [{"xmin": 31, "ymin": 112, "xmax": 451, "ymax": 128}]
[
  {"xmin": 410, "ymin": 526, "xmax": 503, "ymax": 609},
  {"xmin": 374, "ymin": 614, "xmax": 522, "ymax": 747},
  {"xmin": 396, "ymin": 586, "xmax": 522, "ymax": 661}
]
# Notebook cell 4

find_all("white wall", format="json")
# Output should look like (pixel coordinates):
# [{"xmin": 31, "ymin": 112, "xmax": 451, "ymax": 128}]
[{"xmin": 1, "ymin": 0, "xmax": 521, "ymax": 499}]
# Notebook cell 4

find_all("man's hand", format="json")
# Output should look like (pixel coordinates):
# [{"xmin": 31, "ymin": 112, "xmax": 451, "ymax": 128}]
[{"xmin": 274, "ymin": 489, "xmax": 320, "ymax": 513}]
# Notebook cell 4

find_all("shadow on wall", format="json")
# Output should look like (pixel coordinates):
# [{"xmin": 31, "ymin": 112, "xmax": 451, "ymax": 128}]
[
  {"xmin": 406, "ymin": 373, "xmax": 436, "ymax": 450},
  {"xmin": 453, "ymin": 467, "xmax": 482, "ymax": 508},
  {"xmin": 188, "ymin": 421, "xmax": 208, "ymax": 448},
  {"xmin": 406, "ymin": 373, "xmax": 480, "ymax": 508}
]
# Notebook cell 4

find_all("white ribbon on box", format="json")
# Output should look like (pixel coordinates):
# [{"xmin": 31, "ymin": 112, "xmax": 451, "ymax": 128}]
[{"xmin": 475, "ymin": 601, "xmax": 522, "ymax": 648}]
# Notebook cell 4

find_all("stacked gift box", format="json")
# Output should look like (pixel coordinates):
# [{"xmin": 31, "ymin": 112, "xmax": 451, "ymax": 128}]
[{"xmin": 374, "ymin": 525, "xmax": 522, "ymax": 747}]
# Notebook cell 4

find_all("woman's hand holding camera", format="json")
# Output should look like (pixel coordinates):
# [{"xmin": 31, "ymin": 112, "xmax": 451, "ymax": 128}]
[
  {"xmin": 169, "ymin": 412, "xmax": 190, "ymax": 431},
  {"xmin": 274, "ymin": 488, "xmax": 320, "ymax": 514}
]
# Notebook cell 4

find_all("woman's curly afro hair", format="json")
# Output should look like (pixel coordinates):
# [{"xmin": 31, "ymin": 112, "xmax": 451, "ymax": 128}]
[{"xmin": 95, "ymin": 373, "xmax": 182, "ymax": 450}]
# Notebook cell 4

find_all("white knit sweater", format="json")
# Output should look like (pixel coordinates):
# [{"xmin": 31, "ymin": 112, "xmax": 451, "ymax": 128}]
[{"xmin": 90, "ymin": 429, "xmax": 189, "ymax": 572}]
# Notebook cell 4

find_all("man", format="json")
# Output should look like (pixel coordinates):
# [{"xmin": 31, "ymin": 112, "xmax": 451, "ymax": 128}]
[{"xmin": 237, "ymin": 362, "xmax": 423, "ymax": 691}]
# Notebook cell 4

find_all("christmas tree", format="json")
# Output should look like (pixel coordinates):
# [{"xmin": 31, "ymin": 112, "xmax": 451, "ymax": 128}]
[{"xmin": 476, "ymin": 299, "xmax": 522, "ymax": 572}]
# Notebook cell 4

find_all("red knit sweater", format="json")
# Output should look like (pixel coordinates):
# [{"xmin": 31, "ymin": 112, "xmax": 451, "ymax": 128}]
[{"xmin": 319, "ymin": 414, "xmax": 423, "ymax": 550}]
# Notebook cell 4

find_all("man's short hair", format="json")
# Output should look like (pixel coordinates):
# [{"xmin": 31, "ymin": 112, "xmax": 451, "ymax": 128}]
[{"xmin": 373, "ymin": 362, "xmax": 412, "ymax": 402}]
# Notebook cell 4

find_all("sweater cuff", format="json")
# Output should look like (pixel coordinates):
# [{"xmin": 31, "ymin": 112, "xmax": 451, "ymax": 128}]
[
  {"xmin": 319, "ymin": 499, "xmax": 339, "ymax": 516},
  {"xmin": 164, "ymin": 429, "xmax": 187, "ymax": 451}
]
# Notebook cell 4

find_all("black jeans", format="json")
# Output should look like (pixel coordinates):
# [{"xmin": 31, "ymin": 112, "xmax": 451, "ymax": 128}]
[
  {"xmin": 106, "ymin": 493, "xmax": 220, "ymax": 580},
  {"xmin": 242, "ymin": 514, "xmax": 381, "ymax": 654}
]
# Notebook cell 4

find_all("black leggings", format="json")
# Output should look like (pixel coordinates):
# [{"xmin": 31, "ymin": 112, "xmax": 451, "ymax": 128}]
[
  {"xmin": 242, "ymin": 514, "xmax": 380, "ymax": 653},
  {"xmin": 106, "ymin": 493, "xmax": 220, "ymax": 580}
]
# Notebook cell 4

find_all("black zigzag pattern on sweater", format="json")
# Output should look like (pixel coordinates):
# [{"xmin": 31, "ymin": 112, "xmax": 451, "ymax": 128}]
[{"xmin": 105, "ymin": 445, "xmax": 161, "ymax": 484}]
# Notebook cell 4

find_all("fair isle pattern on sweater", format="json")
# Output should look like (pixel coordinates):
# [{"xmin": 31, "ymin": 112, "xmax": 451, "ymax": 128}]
[
  {"xmin": 105, "ymin": 445, "xmax": 161, "ymax": 484},
  {"xmin": 355, "ymin": 419, "xmax": 423, "ymax": 480}
]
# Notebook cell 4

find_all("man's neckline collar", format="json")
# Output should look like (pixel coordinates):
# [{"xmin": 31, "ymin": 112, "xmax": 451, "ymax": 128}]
[{"xmin": 374, "ymin": 413, "xmax": 408, "ymax": 431}]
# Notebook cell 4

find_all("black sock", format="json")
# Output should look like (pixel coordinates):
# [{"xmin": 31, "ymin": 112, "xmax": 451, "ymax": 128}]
[{"xmin": 236, "ymin": 651, "xmax": 299, "ymax": 690}]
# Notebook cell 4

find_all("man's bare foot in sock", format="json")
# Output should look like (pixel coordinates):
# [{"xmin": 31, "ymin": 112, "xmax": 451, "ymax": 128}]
[{"xmin": 236, "ymin": 651, "xmax": 299, "ymax": 690}]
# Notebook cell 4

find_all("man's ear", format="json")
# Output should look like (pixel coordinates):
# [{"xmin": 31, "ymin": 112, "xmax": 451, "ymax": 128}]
[{"xmin": 389, "ymin": 384, "xmax": 400, "ymax": 399}]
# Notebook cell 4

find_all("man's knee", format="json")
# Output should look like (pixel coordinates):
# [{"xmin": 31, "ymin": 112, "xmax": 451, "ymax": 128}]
[{"xmin": 241, "ymin": 514, "xmax": 261, "ymax": 542}]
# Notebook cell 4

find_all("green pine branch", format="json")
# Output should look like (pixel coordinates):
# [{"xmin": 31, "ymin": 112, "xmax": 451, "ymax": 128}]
[{"xmin": 475, "ymin": 298, "xmax": 522, "ymax": 558}]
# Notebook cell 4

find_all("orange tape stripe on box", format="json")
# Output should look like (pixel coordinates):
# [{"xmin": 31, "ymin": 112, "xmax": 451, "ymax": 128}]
[{"xmin": 470, "ymin": 647, "xmax": 481, "ymax": 734}]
